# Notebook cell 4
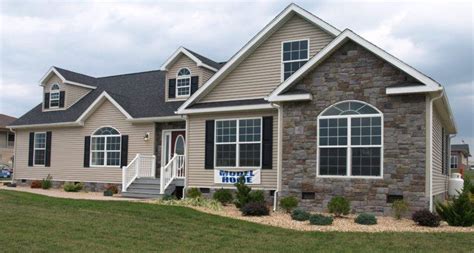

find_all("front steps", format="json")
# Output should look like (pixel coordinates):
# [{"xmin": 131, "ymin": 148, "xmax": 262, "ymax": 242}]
[{"xmin": 121, "ymin": 177, "xmax": 183, "ymax": 199}]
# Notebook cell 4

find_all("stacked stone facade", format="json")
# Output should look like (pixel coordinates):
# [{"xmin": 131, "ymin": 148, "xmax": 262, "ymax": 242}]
[{"xmin": 280, "ymin": 41, "xmax": 428, "ymax": 215}]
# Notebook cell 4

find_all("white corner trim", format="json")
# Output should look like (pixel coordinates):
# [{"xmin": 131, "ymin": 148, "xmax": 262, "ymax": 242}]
[
  {"xmin": 160, "ymin": 47, "xmax": 218, "ymax": 72},
  {"xmin": 177, "ymin": 4, "xmax": 341, "ymax": 114},
  {"xmin": 127, "ymin": 115, "xmax": 184, "ymax": 123},
  {"xmin": 7, "ymin": 121, "xmax": 82, "ymax": 129},
  {"xmin": 266, "ymin": 93, "xmax": 312, "ymax": 102},
  {"xmin": 176, "ymin": 103, "xmax": 274, "ymax": 114},
  {"xmin": 386, "ymin": 86, "xmax": 441, "ymax": 95},
  {"xmin": 39, "ymin": 66, "xmax": 96, "ymax": 89},
  {"xmin": 76, "ymin": 91, "xmax": 133, "ymax": 123}
]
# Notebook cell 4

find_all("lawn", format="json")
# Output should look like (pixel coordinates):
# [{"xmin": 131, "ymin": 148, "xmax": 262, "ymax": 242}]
[{"xmin": 0, "ymin": 190, "xmax": 472, "ymax": 253}]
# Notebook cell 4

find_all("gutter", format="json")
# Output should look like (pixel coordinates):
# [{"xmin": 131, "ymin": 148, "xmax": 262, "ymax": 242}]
[
  {"xmin": 428, "ymin": 89, "xmax": 444, "ymax": 212},
  {"xmin": 270, "ymin": 102, "xmax": 283, "ymax": 211}
]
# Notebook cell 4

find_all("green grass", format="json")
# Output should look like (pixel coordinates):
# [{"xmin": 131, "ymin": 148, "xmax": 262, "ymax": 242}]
[{"xmin": 0, "ymin": 190, "xmax": 472, "ymax": 253}]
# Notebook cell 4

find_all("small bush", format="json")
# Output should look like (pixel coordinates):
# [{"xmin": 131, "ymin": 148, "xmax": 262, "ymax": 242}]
[
  {"xmin": 291, "ymin": 209, "xmax": 310, "ymax": 221},
  {"xmin": 249, "ymin": 190, "xmax": 265, "ymax": 203},
  {"xmin": 187, "ymin": 188, "xmax": 202, "ymax": 199},
  {"xmin": 103, "ymin": 190, "xmax": 113, "ymax": 196},
  {"xmin": 412, "ymin": 209, "xmax": 441, "ymax": 227},
  {"xmin": 213, "ymin": 188, "xmax": 233, "ymax": 205},
  {"xmin": 280, "ymin": 196, "xmax": 298, "ymax": 213},
  {"xmin": 327, "ymin": 196, "xmax": 350, "ymax": 217},
  {"xmin": 241, "ymin": 202, "xmax": 270, "ymax": 216},
  {"xmin": 309, "ymin": 214, "xmax": 333, "ymax": 226},
  {"xmin": 64, "ymin": 182, "xmax": 84, "ymax": 192},
  {"xmin": 234, "ymin": 176, "xmax": 252, "ymax": 208},
  {"xmin": 355, "ymin": 213, "xmax": 377, "ymax": 225},
  {"xmin": 105, "ymin": 184, "xmax": 119, "ymax": 194},
  {"xmin": 31, "ymin": 180, "xmax": 42, "ymax": 189},
  {"xmin": 41, "ymin": 174, "xmax": 53, "ymax": 190},
  {"xmin": 435, "ymin": 177, "xmax": 474, "ymax": 227},
  {"xmin": 392, "ymin": 200, "xmax": 409, "ymax": 220}
]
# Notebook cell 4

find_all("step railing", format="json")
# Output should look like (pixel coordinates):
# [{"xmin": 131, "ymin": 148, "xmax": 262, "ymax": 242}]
[
  {"xmin": 122, "ymin": 154, "xmax": 156, "ymax": 192},
  {"xmin": 160, "ymin": 154, "xmax": 185, "ymax": 194}
]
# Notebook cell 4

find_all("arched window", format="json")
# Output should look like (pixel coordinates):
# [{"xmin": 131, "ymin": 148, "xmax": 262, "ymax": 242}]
[
  {"xmin": 174, "ymin": 135, "xmax": 185, "ymax": 155},
  {"xmin": 50, "ymin": 83, "xmax": 60, "ymax": 108},
  {"xmin": 317, "ymin": 101, "xmax": 383, "ymax": 178},
  {"xmin": 90, "ymin": 127, "xmax": 121, "ymax": 167},
  {"xmin": 176, "ymin": 68, "xmax": 191, "ymax": 97}
]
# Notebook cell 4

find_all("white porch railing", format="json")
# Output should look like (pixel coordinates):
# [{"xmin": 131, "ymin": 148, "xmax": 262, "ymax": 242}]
[
  {"xmin": 160, "ymin": 154, "xmax": 185, "ymax": 194},
  {"xmin": 122, "ymin": 154, "xmax": 156, "ymax": 192}
]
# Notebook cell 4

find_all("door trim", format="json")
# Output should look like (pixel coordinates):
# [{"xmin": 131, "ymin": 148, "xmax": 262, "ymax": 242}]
[{"xmin": 161, "ymin": 129, "xmax": 186, "ymax": 168}]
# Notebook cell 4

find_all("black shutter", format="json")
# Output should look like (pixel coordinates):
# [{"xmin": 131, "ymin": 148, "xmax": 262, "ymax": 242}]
[
  {"xmin": 28, "ymin": 132, "xmax": 34, "ymax": 167},
  {"xmin": 121, "ymin": 135, "xmax": 129, "ymax": 167},
  {"xmin": 205, "ymin": 120, "xmax": 215, "ymax": 169},
  {"xmin": 44, "ymin": 93, "xmax": 50, "ymax": 109},
  {"xmin": 168, "ymin": 79, "xmax": 176, "ymax": 99},
  {"xmin": 59, "ymin": 91, "xmax": 65, "ymax": 108},
  {"xmin": 84, "ymin": 136, "xmax": 90, "ymax": 168},
  {"xmin": 191, "ymin": 76, "xmax": 199, "ymax": 94},
  {"xmin": 45, "ymin": 131, "xmax": 52, "ymax": 167},
  {"xmin": 262, "ymin": 116, "xmax": 273, "ymax": 169}
]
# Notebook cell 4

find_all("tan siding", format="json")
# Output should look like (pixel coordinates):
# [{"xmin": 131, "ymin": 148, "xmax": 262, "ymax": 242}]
[
  {"xmin": 200, "ymin": 15, "xmax": 334, "ymax": 102},
  {"xmin": 14, "ymin": 100, "xmax": 155, "ymax": 183},
  {"xmin": 187, "ymin": 110, "xmax": 278, "ymax": 189},
  {"xmin": 43, "ymin": 74, "xmax": 91, "ymax": 111},
  {"xmin": 432, "ymin": 108, "xmax": 447, "ymax": 195}
]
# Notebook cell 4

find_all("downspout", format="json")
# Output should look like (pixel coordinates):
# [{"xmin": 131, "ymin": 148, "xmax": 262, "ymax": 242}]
[
  {"xmin": 183, "ymin": 114, "xmax": 189, "ymax": 199},
  {"xmin": 271, "ymin": 103, "xmax": 283, "ymax": 211},
  {"xmin": 9, "ymin": 128, "xmax": 16, "ymax": 182},
  {"xmin": 428, "ymin": 89, "xmax": 444, "ymax": 212}
]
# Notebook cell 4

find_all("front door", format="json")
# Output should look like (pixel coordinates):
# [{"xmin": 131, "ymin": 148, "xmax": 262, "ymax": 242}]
[{"xmin": 162, "ymin": 130, "xmax": 185, "ymax": 167}]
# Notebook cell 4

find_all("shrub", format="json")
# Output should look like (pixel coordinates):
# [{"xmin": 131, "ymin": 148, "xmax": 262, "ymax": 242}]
[
  {"xmin": 63, "ymin": 182, "xmax": 84, "ymax": 192},
  {"xmin": 392, "ymin": 200, "xmax": 409, "ymax": 220},
  {"xmin": 249, "ymin": 190, "xmax": 265, "ymax": 203},
  {"xmin": 30, "ymin": 180, "xmax": 42, "ymax": 189},
  {"xmin": 291, "ymin": 209, "xmax": 311, "ymax": 221},
  {"xmin": 103, "ymin": 190, "xmax": 113, "ymax": 196},
  {"xmin": 355, "ymin": 213, "xmax": 377, "ymax": 225},
  {"xmin": 41, "ymin": 174, "xmax": 53, "ymax": 190},
  {"xmin": 309, "ymin": 214, "xmax": 333, "ymax": 226},
  {"xmin": 412, "ymin": 209, "xmax": 441, "ymax": 227},
  {"xmin": 435, "ymin": 177, "xmax": 474, "ymax": 227},
  {"xmin": 105, "ymin": 184, "xmax": 119, "ymax": 194},
  {"xmin": 234, "ymin": 176, "xmax": 252, "ymax": 208},
  {"xmin": 327, "ymin": 196, "xmax": 350, "ymax": 217},
  {"xmin": 187, "ymin": 188, "xmax": 202, "ymax": 199},
  {"xmin": 280, "ymin": 196, "xmax": 298, "ymax": 213},
  {"xmin": 241, "ymin": 202, "xmax": 270, "ymax": 216},
  {"xmin": 213, "ymin": 188, "xmax": 233, "ymax": 205}
]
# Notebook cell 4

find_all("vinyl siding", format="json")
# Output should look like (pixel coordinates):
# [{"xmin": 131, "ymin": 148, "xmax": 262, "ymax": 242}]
[
  {"xmin": 43, "ymin": 74, "xmax": 91, "ymax": 111},
  {"xmin": 200, "ymin": 15, "xmax": 334, "ymax": 103},
  {"xmin": 187, "ymin": 110, "xmax": 278, "ymax": 189},
  {"xmin": 432, "ymin": 108, "xmax": 448, "ymax": 195},
  {"xmin": 14, "ymin": 100, "xmax": 154, "ymax": 183}
]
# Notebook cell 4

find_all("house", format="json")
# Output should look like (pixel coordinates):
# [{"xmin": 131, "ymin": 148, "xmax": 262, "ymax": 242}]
[
  {"xmin": 450, "ymin": 144, "xmax": 471, "ymax": 176},
  {"xmin": 0, "ymin": 114, "xmax": 16, "ymax": 166},
  {"xmin": 8, "ymin": 4, "xmax": 456, "ymax": 214}
]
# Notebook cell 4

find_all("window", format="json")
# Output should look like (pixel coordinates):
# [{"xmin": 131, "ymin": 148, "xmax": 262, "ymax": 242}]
[
  {"xmin": 90, "ymin": 127, "xmax": 121, "ymax": 167},
  {"xmin": 174, "ymin": 135, "xmax": 185, "ymax": 155},
  {"xmin": 317, "ymin": 101, "xmax": 383, "ymax": 178},
  {"xmin": 33, "ymin": 132, "xmax": 46, "ymax": 165},
  {"xmin": 215, "ymin": 118, "xmax": 262, "ymax": 168},
  {"xmin": 450, "ymin": 155, "xmax": 458, "ymax": 169},
  {"xmin": 282, "ymin": 39, "xmax": 309, "ymax": 80},
  {"xmin": 176, "ymin": 68, "xmax": 191, "ymax": 97},
  {"xmin": 50, "ymin": 83, "xmax": 60, "ymax": 108}
]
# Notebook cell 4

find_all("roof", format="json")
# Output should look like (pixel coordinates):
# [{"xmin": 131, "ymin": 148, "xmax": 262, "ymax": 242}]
[
  {"xmin": 0, "ymin": 114, "xmax": 17, "ymax": 128},
  {"xmin": 54, "ymin": 66, "xmax": 97, "ymax": 87},
  {"xmin": 452, "ymin": 144, "xmax": 471, "ymax": 157},
  {"xmin": 188, "ymin": 98, "xmax": 269, "ymax": 109},
  {"xmin": 160, "ymin": 47, "xmax": 223, "ymax": 72},
  {"xmin": 184, "ymin": 48, "xmax": 224, "ymax": 70}
]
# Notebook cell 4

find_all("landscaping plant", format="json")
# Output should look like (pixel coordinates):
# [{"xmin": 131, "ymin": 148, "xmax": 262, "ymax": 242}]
[
  {"xmin": 392, "ymin": 199, "xmax": 409, "ymax": 220},
  {"xmin": 186, "ymin": 188, "xmax": 202, "ymax": 199},
  {"xmin": 63, "ymin": 182, "xmax": 84, "ymax": 192},
  {"xmin": 435, "ymin": 176, "xmax": 474, "ymax": 227},
  {"xmin": 31, "ymin": 180, "xmax": 42, "ymax": 189},
  {"xmin": 105, "ymin": 184, "xmax": 119, "ymax": 194},
  {"xmin": 213, "ymin": 188, "xmax": 233, "ymax": 205},
  {"xmin": 412, "ymin": 209, "xmax": 441, "ymax": 227},
  {"xmin": 234, "ymin": 176, "xmax": 252, "ymax": 208},
  {"xmin": 291, "ymin": 209, "xmax": 311, "ymax": 221},
  {"xmin": 241, "ymin": 202, "xmax": 270, "ymax": 216},
  {"xmin": 327, "ymin": 196, "xmax": 350, "ymax": 217},
  {"xmin": 249, "ymin": 190, "xmax": 265, "ymax": 203},
  {"xmin": 41, "ymin": 174, "xmax": 53, "ymax": 190},
  {"xmin": 309, "ymin": 214, "xmax": 333, "ymax": 226},
  {"xmin": 280, "ymin": 196, "xmax": 298, "ymax": 213},
  {"xmin": 355, "ymin": 213, "xmax": 377, "ymax": 225}
]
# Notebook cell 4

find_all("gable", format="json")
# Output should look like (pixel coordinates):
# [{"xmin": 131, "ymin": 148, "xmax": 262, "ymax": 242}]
[
  {"xmin": 198, "ymin": 15, "xmax": 334, "ymax": 103},
  {"xmin": 84, "ymin": 99, "xmax": 128, "ymax": 126},
  {"xmin": 43, "ymin": 73, "xmax": 91, "ymax": 111}
]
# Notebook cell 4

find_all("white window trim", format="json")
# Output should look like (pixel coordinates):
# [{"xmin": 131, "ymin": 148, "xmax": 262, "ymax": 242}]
[
  {"xmin": 281, "ymin": 38, "xmax": 310, "ymax": 82},
  {"xmin": 450, "ymin": 155, "xmax": 458, "ymax": 169},
  {"xmin": 214, "ymin": 117, "xmax": 263, "ymax": 169},
  {"xmin": 176, "ymin": 68, "xmax": 191, "ymax": 98},
  {"xmin": 316, "ymin": 101, "xmax": 384, "ymax": 179},
  {"xmin": 49, "ymin": 83, "xmax": 60, "ymax": 108},
  {"xmin": 33, "ymin": 132, "xmax": 47, "ymax": 166},
  {"xmin": 89, "ymin": 127, "xmax": 121, "ymax": 168}
]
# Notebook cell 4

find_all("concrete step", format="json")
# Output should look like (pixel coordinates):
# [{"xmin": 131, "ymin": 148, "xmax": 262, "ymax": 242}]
[
  {"xmin": 126, "ymin": 188, "xmax": 161, "ymax": 195},
  {"xmin": 133, "ymin": 178, "xmax": 161, "ymax": 185},
  {"xmin": 121, "ymin": 191, "xmax": 162, "ymax": 199},
  {"xmin": 128, "ymin": 184, "xmax": 161, "ymax": 190}
]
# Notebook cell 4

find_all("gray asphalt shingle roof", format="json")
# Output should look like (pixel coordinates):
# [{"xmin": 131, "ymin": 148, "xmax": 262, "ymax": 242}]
[
  {"xmin": 452, "ymin": 144, "xmax": 471, "ymax": 157},
  {"xmin": 185, "ymin": 48, "xmax": 225, "ymax": 70}
]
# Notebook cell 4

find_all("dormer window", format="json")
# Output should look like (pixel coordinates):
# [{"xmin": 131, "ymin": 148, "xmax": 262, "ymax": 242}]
[
  {"xmin": 176, "ymin": 68, "xmax": 191, "ymax": 97},
  {"xmin": 50, "ymin": 84, "xmax": 60, "ymax": 108}
]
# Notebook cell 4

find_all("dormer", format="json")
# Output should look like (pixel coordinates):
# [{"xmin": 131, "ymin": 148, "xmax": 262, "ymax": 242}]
[
  {"xmin": 160, "ymin": 47, "xmax": 222, "ymax": 101},
  {"xmin": 39, "ymin": 67, "xmax": 96, "ymax": 112}
]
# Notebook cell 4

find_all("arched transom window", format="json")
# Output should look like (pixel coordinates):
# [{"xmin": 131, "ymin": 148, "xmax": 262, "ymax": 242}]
[
  {"xmin": 50, "ymin": 83, "xmax": 60, "ymax": 108},
  {"xmin": 91, "ymin": 127, "xmax": 121, "ymax": 167},
  {"xmin": 317, "ymin": 101, "xmax": 383, "ymax": 178},
  {"xmin": 176, "ymin": 68, "xmax": 191, "ymax": 97}
]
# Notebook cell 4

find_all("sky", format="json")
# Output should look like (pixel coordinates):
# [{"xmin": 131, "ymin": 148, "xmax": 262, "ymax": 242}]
[{"xmin": 0, "ymin": 0, "xmax": 473, "ymax": 148}]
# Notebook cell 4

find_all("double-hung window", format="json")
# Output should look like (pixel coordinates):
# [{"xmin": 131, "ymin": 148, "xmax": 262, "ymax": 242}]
[
  {"xmin": 215, "ymin": 118, "xmax": 262, "ymax": 168},
  {"xmin": 50, "ymin": 84, "xmax": 60, "ymax": 108},
  {"xmin": 176, "ymin": 68, "xmax": 191, "ymax": 97},
  {"xmin": 282, "ymin": 39, "xmax": 309, "ymax": 80},
  {"xmin": 90, "ymin": 127, "xmax": 121, "ymax": 167},
  {"xmin": 33, "ymin": 132, "xmax": 46, "ymax": 165},
  {"xmin": 318, "ymin": 101, "xmax": 383, "ymax": 178},
  {"xmin": 450, "ymin": 155, "xmax": 458, "ymax": 169}
]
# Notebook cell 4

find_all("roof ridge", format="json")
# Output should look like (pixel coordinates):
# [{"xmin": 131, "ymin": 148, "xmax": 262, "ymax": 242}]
[
  {"xmin": 97, "ymin": 69, "xmax": 162, "ymax": 79},
  {"xmin": 53, "ymin": 66, "xmax": 97, "ymax": 79},
  {"xmin": 183, "ymin": 47, "xmax": 222, "ymax": 68}
]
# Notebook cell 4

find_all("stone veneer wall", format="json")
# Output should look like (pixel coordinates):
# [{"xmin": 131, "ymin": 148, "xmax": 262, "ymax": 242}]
[{"xmin": 280, "ymin": 41, "xmax": 428, "ymax": 215}]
